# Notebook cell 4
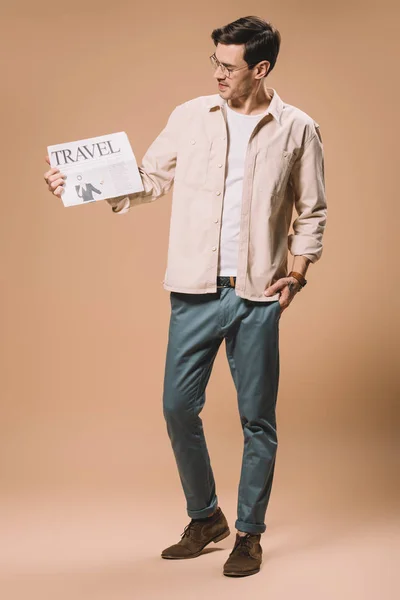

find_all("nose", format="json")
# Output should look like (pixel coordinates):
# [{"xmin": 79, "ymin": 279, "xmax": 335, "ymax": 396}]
[{"xmin": 213, "ymin": 64, "xmax": 226, "ymax": 80}]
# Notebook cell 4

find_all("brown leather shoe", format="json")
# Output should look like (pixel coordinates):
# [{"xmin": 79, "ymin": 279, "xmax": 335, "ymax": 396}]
[
  {"xmin": 161, "ymin": 506, "xmax": 230, "ymax": 559},
  {"xmin": 223, "ymin": 532, "xmax": 262, "ymax": 577}
]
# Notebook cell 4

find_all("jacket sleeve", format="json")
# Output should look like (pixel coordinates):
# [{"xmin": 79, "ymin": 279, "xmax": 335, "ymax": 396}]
[
  {"xmin": 106, "ymin": 103, "xmax": 184, "ymax": 214},
  {"xmin": 287, "ymin": 123, "xmax": 327, "ymax": 262}
]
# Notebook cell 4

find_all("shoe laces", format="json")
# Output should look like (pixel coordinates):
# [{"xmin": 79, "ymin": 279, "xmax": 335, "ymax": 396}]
[
  {"xmin": 180, "ymin": 519, "xmax": 201, "ymax": 539},
  {"xmin": 231, "ymin": 533, "xmax": 254, "ymax": 556},
  {"xmin": 180, "ymin": 510, "xmax": 219, "ymax": 538}
]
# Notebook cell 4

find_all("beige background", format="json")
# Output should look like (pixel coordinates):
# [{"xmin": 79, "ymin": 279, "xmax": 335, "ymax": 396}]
[{"xmin": 0, "ymin": 1, "xmax": 399, "ymax": 598}]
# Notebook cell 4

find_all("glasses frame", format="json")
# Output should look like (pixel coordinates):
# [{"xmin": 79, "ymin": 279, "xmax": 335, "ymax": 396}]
[{"xmin": 209, "ymin": 52, "xmax": 257, "ymax": 78}]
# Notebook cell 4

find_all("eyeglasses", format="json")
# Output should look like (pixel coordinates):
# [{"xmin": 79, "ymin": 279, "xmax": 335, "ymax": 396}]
[{"xmin": 209, "ymin": 53, "xmax": 256, "ymax": 78}]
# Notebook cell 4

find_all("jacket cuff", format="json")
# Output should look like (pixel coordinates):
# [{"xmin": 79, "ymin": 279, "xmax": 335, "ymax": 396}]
[
  {"xmin": 111, "ymin": 196, "xmax": 130, "ymax": 214},
  {"xmin": 287, "ymin": 235, "xmax": 322, "ymax": 263}
]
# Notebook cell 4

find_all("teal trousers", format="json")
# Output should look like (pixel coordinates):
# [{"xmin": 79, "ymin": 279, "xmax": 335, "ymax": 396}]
[{"xmin": 162, "ymin": 287, "xmax": 281, "ymax": 535}]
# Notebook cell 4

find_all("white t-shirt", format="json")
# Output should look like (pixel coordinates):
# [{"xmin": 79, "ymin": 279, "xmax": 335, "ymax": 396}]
[{"xmin": 218, "ymin": 103, "xmax": 270, "ymax": 276}]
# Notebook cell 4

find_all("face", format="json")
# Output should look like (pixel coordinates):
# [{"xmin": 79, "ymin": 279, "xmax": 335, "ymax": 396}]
[{"xmin": 212, "ymin": 43, "xmax": 269, "ymax": 101}]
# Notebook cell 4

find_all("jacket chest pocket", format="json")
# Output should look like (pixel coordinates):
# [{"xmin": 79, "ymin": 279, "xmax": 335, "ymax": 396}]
[
  {"xmin": 175, "ymin": 136, "xmax": 212, "ymax": 188},
  {"xmin": 255, "ymin": 147, "xmax": 297, "ymax": 199}
]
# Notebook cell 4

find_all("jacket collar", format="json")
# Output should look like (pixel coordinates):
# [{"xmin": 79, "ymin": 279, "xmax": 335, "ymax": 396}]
[{"xmin": 205, "ymin": 87, "xmax": 284, "ymax": 125}]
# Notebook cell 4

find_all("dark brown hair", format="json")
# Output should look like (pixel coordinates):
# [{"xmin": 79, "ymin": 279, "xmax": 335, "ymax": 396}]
[{"xmin": 211, "ymin": 16, "xmax": 281, "ymax": 76}]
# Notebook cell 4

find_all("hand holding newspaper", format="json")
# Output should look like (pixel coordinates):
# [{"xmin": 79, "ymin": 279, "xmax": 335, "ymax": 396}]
[{"xmin": 47, "ymin": 132, "xmax": 144, "ymax": 207}]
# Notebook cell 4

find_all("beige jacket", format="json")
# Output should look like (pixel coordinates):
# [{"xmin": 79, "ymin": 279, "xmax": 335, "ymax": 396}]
[{"xmin": 107, "ymin": 87, "xmax": 327, "ymax": 302}]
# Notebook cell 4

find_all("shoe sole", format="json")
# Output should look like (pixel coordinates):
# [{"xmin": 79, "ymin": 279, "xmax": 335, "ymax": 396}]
[
  {"xmin": 161, "ymin": 527, "xmax": 231, "ymax": 559},
  {"xmin": 223, "ymin": 567, "xmax": 261, "ymax": 577}
]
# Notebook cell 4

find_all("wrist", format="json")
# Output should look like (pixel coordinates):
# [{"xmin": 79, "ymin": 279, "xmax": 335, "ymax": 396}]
[
  {"xmin": 291, "ymin": 255, "xmax": 311, "ymax": 276},
  {"xmin": 287, "ymin": 271, "xmax": 307, "ymax": 290}
]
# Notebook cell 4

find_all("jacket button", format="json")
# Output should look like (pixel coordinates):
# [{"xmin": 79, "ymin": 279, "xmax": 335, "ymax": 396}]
[
  {"xmin": 214, "ymin": 218, "xmax": 219, "ymax": 223},
  {"xmin": 218, "ymin": 163, "xmax": 223, "ymax": 168},
  {"xmin": 190, "ymin": 139, "xmax": 196, "ymax": 144},
  {"xmin": 216, "ymin": 191, "xmax": 221, "ymax": 196},
  {"xmin": 212, "ymin": 246, "xmax": 217, "ymax": 251}
]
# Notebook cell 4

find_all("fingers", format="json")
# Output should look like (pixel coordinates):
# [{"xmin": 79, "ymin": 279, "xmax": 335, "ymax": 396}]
[
  {"xmin": 279, "ymin": 289, "xmax": 297, "ymax": 310},
  {"xmin": 44, "ymin": 167, "xmax": 62, "ymax": 182},
  {"xmin": 44, "ymin": 168, "xmax": 66, "ymax": 196},
  {"xmin": 47, "ymin": 172, "xmax": 65, "ymax": 186},
  {"xmin": 48, "ymin": 178, "xmax": 65, "ymax": 196},
  {"xmin": 45, "ymin": 155, "xmax": 50, "ymax": 165},
  {"xmin": 53, "ymin": 185, "xmax": 64, "ymax": 197}
]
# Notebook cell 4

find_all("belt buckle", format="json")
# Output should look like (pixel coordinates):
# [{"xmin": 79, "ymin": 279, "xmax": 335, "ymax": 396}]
[{"xmin": 217, "ymin": 276, "xmax": 236, "ymax": 288}]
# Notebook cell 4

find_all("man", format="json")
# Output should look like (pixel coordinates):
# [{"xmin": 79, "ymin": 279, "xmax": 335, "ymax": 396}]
[{"xmin": 44, "ymin": 15, "xmax": 327, "ymax": 577}]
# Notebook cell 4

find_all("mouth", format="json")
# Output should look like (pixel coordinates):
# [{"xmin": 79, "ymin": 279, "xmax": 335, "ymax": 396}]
[{"xmin": 218, "ymin": 83, "xmax": 228, "ymax": 89}]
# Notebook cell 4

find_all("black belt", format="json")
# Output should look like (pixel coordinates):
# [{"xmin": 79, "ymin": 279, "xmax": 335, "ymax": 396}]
[{"xmin": 216, "ymin": 276, "xmax": 236, "ymax": 288}]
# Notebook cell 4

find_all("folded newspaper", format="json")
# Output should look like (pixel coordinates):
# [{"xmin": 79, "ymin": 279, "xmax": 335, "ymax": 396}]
[{"xmin": 47, "ymin": 132, "xmax": 144, "ymax": 207}]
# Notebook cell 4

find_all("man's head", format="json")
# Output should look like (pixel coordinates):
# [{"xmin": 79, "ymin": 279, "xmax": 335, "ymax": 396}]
[{"xmin": 210, "ymin": 16, "xmax": 281, "ymax": 101}]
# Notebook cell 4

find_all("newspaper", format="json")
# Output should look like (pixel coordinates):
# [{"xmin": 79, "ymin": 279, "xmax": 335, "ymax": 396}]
[{"xmin": 47, "ymin": 132, "xmax": 144, "ymax": 207}]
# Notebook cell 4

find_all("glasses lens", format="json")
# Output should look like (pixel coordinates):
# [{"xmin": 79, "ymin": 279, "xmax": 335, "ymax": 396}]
[
  {"xmin": 210, "ymin": 55, "xmax": 228, "ymax": 77},
  {"xmin": 210, "ymin": 55, "xmax": 218, "ymax": 69}
]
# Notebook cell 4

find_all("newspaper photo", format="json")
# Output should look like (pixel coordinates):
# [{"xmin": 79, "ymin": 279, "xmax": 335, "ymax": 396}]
[{"xmin": 47, "ymin": 132, "xmax": 144, "ymax": 207}]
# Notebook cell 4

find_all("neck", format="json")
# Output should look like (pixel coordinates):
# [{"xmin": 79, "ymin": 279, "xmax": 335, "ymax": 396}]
[{"xmin": 228, "ymin": 86, "xmax": 273, "ymax": 116}]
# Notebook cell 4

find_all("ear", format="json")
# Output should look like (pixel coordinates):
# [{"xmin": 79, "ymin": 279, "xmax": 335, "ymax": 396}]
[{"xmin": 259, "ymin": 60, "xmax": 270, "ymax": 78}]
